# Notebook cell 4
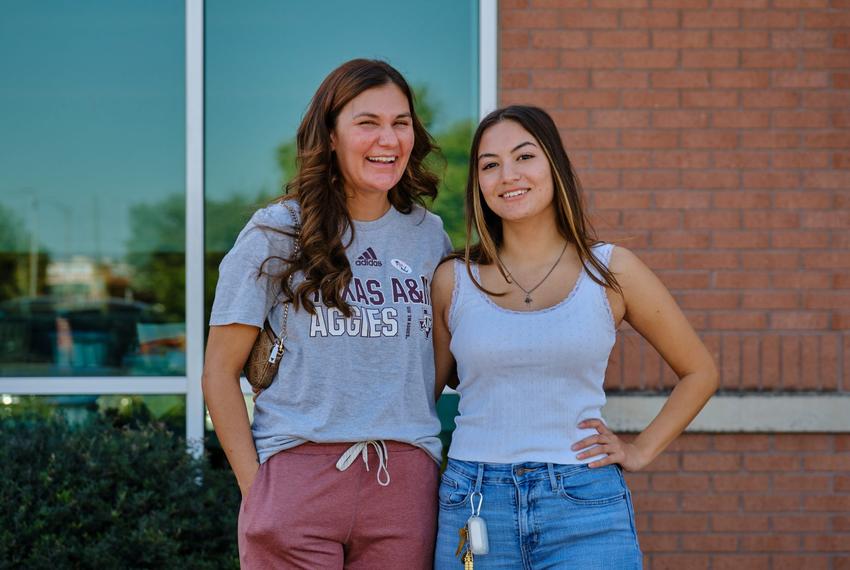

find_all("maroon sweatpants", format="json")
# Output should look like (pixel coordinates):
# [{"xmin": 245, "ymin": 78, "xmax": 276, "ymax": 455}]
[{"xmin": 238, "ymin": 441, "xmax": 439, "ymax": 569}]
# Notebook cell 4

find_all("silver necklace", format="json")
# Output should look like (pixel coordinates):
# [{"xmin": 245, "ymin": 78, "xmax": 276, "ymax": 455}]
[{"xmin": 496, "ymin": 241, "xmax": 569, "ymax": 306}]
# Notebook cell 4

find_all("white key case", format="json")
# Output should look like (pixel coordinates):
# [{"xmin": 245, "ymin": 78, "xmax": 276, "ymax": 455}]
[{"xmin": 467, "ymin": 515, "xmax": 490, "ymax": 555}]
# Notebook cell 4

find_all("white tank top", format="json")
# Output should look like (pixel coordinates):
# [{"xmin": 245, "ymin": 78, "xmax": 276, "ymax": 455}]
[{"xmin": 447, "ymin": 243, "xmax": 617, "ymax": 464}]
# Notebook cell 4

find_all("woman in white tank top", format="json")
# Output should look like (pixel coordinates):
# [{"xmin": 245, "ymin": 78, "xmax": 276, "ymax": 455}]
[{"xmin": 432, "ymin": 106, "xmax": 718, "ymax": 569}]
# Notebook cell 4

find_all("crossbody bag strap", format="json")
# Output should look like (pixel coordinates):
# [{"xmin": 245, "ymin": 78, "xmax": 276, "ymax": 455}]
[{"xmin": 275, "ymin": 200, "xmax": 301, "ymax": 344}]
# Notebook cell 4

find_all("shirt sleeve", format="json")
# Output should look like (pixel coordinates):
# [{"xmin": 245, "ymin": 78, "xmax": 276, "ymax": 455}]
[
  {"xmin": 441, "ymin": 229, "xmax": 453, "ymax": 257},
  {"xmin": 209, "ymin": 209, "xmax": 293, "ymax": 328}
]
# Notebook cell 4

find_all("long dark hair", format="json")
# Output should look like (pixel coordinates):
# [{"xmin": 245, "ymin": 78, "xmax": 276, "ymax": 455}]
[
  {"xmin": 460, "ymin": 105, "xmax": 621, "ymax": 295},
  {"xmin": 263, "ymin": 59, "xmax": 439, "ymax": 316}
]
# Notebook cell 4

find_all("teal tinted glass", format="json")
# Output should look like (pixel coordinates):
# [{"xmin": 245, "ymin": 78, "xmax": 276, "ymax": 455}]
[
  {"xmin": 0, "ymin": 2, "xmax": 185, "ymax": 376},
  {"xmin": 204, "ymin": 0, "xmax": 479, "ymax": 321},
  {"xmin": 1, "ymin": 393, "xmax": 185, "ymax": 432}
]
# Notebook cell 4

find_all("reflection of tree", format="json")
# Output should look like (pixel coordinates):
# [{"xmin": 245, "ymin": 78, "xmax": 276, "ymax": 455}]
[
  {"xmin": 0, "ymin": 204, "xmax": 48, "ymax": 303},
  {"xmin": 276, "ymin": 137, "xmax": 297, "ymax": 190},
  {"xmin": 204, "ymin": 192, "xmax": 276, "ymax": 308},
  {"xmin": 413, "ymin": 85, "xmax": 437, "ymax": 132},
  {"xmin": 126, "ymin": 192, "xmax": 276, "ymax": 325},
  {"xmin": 0, "ymin": 204, "xmax": 26, "ymax": 252},
  {"xmin": 426, "ymin": 119, "xmax": 473, "ymax": 248},
  {"xmin": 126, "ymin": 197, "xmax": 185, "ymax": 321}
]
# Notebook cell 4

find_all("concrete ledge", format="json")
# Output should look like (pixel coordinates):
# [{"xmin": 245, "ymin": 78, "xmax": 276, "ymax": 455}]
[{"xmin": 603, "ymin": 394, "xmax": 850, "ymax": 433}]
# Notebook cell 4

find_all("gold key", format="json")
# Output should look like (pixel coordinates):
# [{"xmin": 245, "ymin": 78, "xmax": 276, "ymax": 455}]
[
  {"xmin": 455, "ymin": 527, "xmax": 468, "ymax": 557},
  {"xmin": 463, "ymin": 548, "xmax": 474, "ymax": 569}
]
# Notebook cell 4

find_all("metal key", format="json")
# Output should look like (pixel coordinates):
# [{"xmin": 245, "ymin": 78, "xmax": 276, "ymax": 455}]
[{"xmin": 455, "ymin": 526, "xmax": 468, "ymax": 558}]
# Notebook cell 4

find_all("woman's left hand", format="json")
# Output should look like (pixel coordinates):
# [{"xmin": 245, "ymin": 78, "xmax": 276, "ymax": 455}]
[{"xmin": 571, "ymin": 419, "xmax": 650, "ymax": 472}]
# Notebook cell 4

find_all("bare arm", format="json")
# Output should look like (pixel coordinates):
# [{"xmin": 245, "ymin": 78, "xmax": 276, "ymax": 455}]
[
  {"xmin": 432, "ymin": 260, "xmax": 458, "ymax": 400},
  {"xmin": 202, "ymin": 324, "xmax": 261, "ymax": 496},
  {"xmin": 574, "ymin": 246, "xmax": 719, "ymax": 471}
]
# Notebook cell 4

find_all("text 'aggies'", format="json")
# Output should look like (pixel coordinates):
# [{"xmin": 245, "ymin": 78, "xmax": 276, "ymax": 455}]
[{"xmin": 307, "ymin": 276, "xmax": 432, "ymax": 339}]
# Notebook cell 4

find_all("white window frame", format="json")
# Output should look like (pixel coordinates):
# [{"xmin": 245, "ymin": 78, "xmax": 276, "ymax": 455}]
[
  {"xmin": 3, "ymin": 0, "xmax": 846, "ymax": 442},
  {"xmin": 480, "ymin": 0, "xmax": 498, "ymax": 119},
  {"xmin": 185, "ymin": 0, "xmax": 205, "ymax": 456}
]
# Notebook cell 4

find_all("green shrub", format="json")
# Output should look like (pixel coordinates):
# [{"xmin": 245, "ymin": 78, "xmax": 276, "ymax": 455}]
[{"xmin": 0, "ymin": 414, "xmax": 240, "ymax": 569}]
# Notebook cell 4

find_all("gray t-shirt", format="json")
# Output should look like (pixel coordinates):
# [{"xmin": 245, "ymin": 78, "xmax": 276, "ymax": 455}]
[{"xmin": 210, "ymin": 201, "xmax": 452, "ymax": 463}]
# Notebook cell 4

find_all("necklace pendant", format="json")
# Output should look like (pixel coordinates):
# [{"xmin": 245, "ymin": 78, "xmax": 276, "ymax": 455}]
[{"xmin": 524, "ymin": 295, "xmax": 533, "ymax": 305}]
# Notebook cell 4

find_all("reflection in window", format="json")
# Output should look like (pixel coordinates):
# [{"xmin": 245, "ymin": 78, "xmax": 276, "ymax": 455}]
[
  {"xmin": 0, "ymin": 393, "xmax": 185, "ymax": 433},
  {"xmin": 0, "ymin": 2, "xmax": 185, "ymax": 376},
  {"xmin": 204, "ymin": 0, "xmax": 479, "ymax": 325}
]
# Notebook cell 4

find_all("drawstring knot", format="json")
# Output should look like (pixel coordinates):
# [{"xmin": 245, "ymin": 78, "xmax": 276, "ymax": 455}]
[{"xmin": 335, "ymin": 440, "xmax": 391, "ymax": 486}]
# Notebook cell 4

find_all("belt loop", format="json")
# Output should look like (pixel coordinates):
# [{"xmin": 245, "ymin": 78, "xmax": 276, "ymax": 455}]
[
  {"xmin": 547, "ymin": 463, "xmax": 558, "ymax": 493},
  {"xmin": 473, "ymin": 463, "xmax": 485, "ymax": 494}
]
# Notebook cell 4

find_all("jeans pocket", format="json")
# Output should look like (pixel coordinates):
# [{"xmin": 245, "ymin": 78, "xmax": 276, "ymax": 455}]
[
  {"xmin": 558, "ymin": 465, "xmax": 627, "ymax": 506},
  {"xmin": 438, "ymin": 469, "xmax": 472, "ymax": 510}
]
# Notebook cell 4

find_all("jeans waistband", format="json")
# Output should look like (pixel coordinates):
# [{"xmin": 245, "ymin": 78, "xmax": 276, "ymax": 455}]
[{"xmin": 446, "ymin": 457, "xmax": 601, "ymax": 486}]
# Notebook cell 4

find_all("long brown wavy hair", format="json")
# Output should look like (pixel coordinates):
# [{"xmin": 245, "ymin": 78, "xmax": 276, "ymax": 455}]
[
  {"xmin": 262, "ymin": 59, "xmax": 439, "ymax": 316},
  {"xmin": 460, "ymin": 105, "xmax": 621, "ymax": 295}
]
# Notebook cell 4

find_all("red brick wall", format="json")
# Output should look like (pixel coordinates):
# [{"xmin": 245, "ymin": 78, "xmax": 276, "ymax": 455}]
[
  {"xmin": 623, "ymin": 434, "xmax": 850, "ymax": 569},
  {"xmin": 499, "ymin": 0, "xmax": 850, "ymax": 566},
  {"xmin": 499, "ymin": 0, "xmax": 850, "ymax": 393}
]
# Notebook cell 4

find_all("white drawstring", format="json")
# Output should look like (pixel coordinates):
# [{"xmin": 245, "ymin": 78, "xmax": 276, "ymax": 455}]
[{"xmin": 335, "ymin": 440, "xmax": 391, "ymax": 487}]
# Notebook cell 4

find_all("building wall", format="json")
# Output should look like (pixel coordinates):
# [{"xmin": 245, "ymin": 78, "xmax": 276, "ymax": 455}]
[
  {"xmin": 499, "ymin": 0, "xmax": 849, "ymax": 566},
  {"xmin": 625, "ymin": 433, "xmax": 849, "ymax": 568}
]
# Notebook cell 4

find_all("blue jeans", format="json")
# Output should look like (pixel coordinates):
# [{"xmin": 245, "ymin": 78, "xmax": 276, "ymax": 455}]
[{"xmin": 434, "ymin": 459, "xmax": 642, "ymax": 569}]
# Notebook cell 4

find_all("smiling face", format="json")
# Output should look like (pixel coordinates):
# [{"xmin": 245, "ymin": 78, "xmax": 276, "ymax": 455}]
[
  {"xmin": 330, "ymin": 82, "xmax": 414, "ymax": 202},
  {"xmin": 476, "ymin": 119, "xmax": 555, "ymax": 224}
]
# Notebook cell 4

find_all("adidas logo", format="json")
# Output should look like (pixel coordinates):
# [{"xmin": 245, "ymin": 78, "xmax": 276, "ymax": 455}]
[{"xmin": 355, "ymin": 247, "xmax": 383, "ymax": 267}]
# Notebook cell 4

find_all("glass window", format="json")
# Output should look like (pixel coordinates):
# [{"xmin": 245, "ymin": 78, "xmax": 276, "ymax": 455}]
[
  {"xmin": 0, "ymin": 393, "xmax": 185, "ymax": 432},
  {"xmin": 0, "ymin": 2, "xmax": 185, "ymax": 377},
  {"xmin": 204, "ymin": 0, "xmax": 479, "ymax": 323}
]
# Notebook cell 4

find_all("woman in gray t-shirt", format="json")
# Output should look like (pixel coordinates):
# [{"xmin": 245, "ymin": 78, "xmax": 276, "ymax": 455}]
[{"xmin": 203, "ymin": 59, "xmax": 450, "ymax": 569}]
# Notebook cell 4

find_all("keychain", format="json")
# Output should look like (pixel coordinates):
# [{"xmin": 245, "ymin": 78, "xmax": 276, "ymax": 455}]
[
  {"xmin": 456, "ymin": 491, "xmax": 490, "ymax": 567},
  {"xmin": 456, "ymin": 527, "xmax": 472, "ymax": 568},
  {"xmin": 467, "ymin": 491, "xmax": 490, "ymax": 555}
]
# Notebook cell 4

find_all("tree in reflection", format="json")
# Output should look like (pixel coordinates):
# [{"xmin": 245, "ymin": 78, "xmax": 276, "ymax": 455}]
[
  {"xmin": 125, "ymin": 191, "xmax": 273, "ymax": 326},
  {"xmin": 0, "ymin": 204, "xmax": 53, "ymax": 371},
  {"xmin": 425, "ymin": 118, "xmax": 473, "ymax": 248},
  {"xmin": 0, "ymin": 203, "xmax": 48, "ymax": 303},
  {"xmin": 126, "ymin": 197, "xmax": 185, "ymax": 321}
]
